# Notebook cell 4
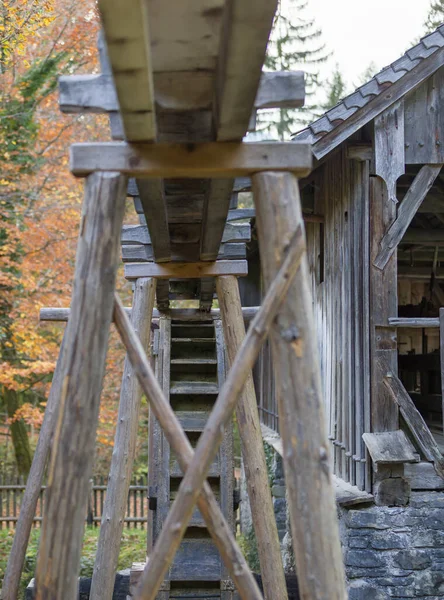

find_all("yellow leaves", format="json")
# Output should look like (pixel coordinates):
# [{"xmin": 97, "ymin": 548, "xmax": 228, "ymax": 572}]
[{"xmin": 7, "ymin": 402, "xmax": 44, "ymax": 428}]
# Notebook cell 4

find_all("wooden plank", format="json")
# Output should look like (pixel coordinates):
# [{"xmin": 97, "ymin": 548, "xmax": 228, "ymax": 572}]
[
  {"xmin": 200, "ymin": 179, "xmax": 236, "ymax": 261},
  {"xmin": 134, "ymin": 179, "xmax": 171, "ymax": 263},
  {"xmin": 216, "ymin": 276, "xmax": 288, "ymax": 600},
  {"xmin": 90, "ymin": 278, "xmax": 155, "ymax": 600},
  {"xmin": 402, "ymin": 229, "xmax": 444, "ymax": 244},
  {"xmin": 124, "ymin": 260, "xmax": 247, "ymax": 280},
  {"xmin": 380, "ymin": 358, "xmax": 444, "ymax": 478},
  {"xmin": 97, "ymin": 0, "xmax": 156, "ymax": 142},
  {"xmin": 121, "ymin": 242, "xmax": 246, "ymax": 263},
  {"xmin": 374, "ymin": 101, "xmax": 405, "ymax": 204},
  {"xmin": 313, "ymin": 47, "xmax": 444, "ymax": 160},
  {"xmin": 374, "ymin": 165, "xmax": 442, "ymax": 270},
  {"xmin": 389, "ymin": 317, "xmax": 439, "ymax": 328},
  {"xmin": 405, "ymin": 65, "xmax": 444, "ymax": 164},
  {"xmin": 70, "ymin": 141, "xmax": 312, "ymax": 178},
  {"xmin": 369, "ymin": 176, "xmax": 399, "ymax": 433},
  {"xmin": 122, "ymin": 222, "xmax": 250, "ymax": 246},
  {"xmin": 60, "ymin": 71, "xmax": 304, "ymax": 114},
  {"xmin": 34, "ymin": 172, "xmax": 127, "ymax": 600},
  {"xmin": 215, "ymin": 0, "xmax": 279, "ymax": 141},
  {"xmin": 252, "ymin": 171, "xmax": 347, "ymax": 599},
  {"xmin": 362, "ymin": 430, "xmax": 417, "ymax": 464}
]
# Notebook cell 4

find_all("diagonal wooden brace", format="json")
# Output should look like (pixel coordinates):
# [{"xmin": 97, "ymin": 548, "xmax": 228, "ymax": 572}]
[
  {"xmin": 131, "ymin": 225, "xmax": 306, "ymax": 600},
  {"xmin": 113, "ymin": 295, "xmax": 263, "ymax": 600}
]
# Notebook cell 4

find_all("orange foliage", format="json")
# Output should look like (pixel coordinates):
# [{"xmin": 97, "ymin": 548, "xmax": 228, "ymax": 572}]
[{"xmin": 1, "ymin": 0, "xmax": 138, "ymax": 468}]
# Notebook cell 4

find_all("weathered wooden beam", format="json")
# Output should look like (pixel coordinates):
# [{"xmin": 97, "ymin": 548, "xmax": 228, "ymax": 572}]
[
  {"xmin": 112, "ymin": 295, "xmax": 263, "ymax": 600},
  {"xmin": 374, "ymin": 165, "xmax": 442, "ymax": 270},
  {"xmin": 217, "ymin": 276, "xmax": 288, "ymax": 600},
  {"xmin": 2, "ymin": 334, "xmax": 67, "ymax": 600},
  {"xmin": 380, "ymin": 357, "xmax": 444, "ymax": 479},
  {"xmin": 59, "ymin": 71, "xmax": 304, "ymax": 114},
  {"xmin": 133, "ymin": 225, "xmax": 306, "ymax": 600},
  {"xmin": 397, "ymin": 266, "xmax": 444, "ymax": 279},
  {"xmin": 346, "ymin": 142, "xmax": 373, "ymax": 162},
  {"xmin": 121, "ymin": 242, "xmax": 246, "ymax": 263},
  {"xmin": 252, "ymin": 171, "xmax": 346, "ymax": 600},
  {"xmin": 70, "ymin": 142, "xmax": 312, "ymax": 179},
  {"xmin": 362, "ymin": 430, "xmax": 417, "ymax": 465},
  {"xmin": 97, "ymin": 0, "xmax": 156, "ymax": 142},
  {"xmin": 40, "ymin": 306, "xmax": 261, "ymax": 323},
  {"xmin": 133, "ymin": 179, "xmax": 171, "ymax": 263},
  {"xmin": 121, "ymin": 222, "xmax": 250, "ymax": 246},
  {"xmin": 374, "ymin": 101, "xmax": 405, "ymax": 204},
  {"xmin": 34, "ymin": 172, "xmax": 127, "ymax": 600},
  {"xmin": 440, "ymin": 308, "xmax": 444, "ymax": 434},
  {"xmin": 200, "ymin": 178, "xmax": 236, "ymax": 261},
  {"xmin": 402, "ymin": 229, "xmax": 444, "ymax": 244},
  {"xmin": 313, "ymin": 47, "xmax": 444, "ymax": 160},
  {"xmin": 370, "ymin": 176, "xmax": 399, "ymax": 434},
  {"xmin": 90, "ymin": 279, "xmax": 155, "ymax": 600},
  {"xmin": 124, "ymin": 260, "xmax": 248, "ymax": 280},
  {"xmin": 389, "ymin": 317, "xmax": 439, "ymax": 328}
]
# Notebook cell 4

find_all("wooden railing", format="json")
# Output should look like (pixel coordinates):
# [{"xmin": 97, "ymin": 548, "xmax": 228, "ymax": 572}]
[{"xmin": 0, "ymin": 474, "xmax": 148, "ymax": 529}]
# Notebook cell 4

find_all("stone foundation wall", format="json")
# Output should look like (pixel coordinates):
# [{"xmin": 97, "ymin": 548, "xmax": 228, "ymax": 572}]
[
  {"xmin": 344, "ymin": 492, "xmax": 444, "ymax": 599},
  {"xmin": 240, "ymin": 448, "xmax": 444, "ymax": 599}
]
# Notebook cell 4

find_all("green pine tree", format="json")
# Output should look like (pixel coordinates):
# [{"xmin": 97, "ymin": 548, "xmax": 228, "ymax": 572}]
[
  {"xmin": 424, "ymin": 0, "xmax": 444, "ymax": 33},
  {"xmin": 322, "ymin": 65, "xmax": 347, "ymax": 110},
  {"xmin": 257, "ymin": 0, "xmax": 331, "ymax": 140}
]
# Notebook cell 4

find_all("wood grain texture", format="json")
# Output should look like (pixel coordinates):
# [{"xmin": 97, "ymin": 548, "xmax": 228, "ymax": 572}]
[
  {"xmin": 380, "ymin": 359, "xmax": 444, "ymax": 479},
  {"xmin": 216, "ymin": 276, "xmax": 288, "ymax": 600},
  {"xmin": 90, "ymin": 278, "xmax": 155, "ymax": 600},
  {"xmin": 34, "ymin": 172, "xmax": 127, "ymax": 600},
  {"xmin": 112, "ymin": 296, "xmax": 263, "ymax": 600},
  {"xmin": 370, "ymin": 176, "xmax": 399, "ymax": 433},
  {"xmin": 70, "ymin": 142, "xmax": 312, "ymax": 178},
  {"xmin": 124, "ymin": 260, "xmax": 247, "ymax": 280},
  {"xmin": 374, "ymin": 165, "xmax": 442, "ymax": 270},
  {"xmin": 374, "ymin": 101, "xmax": 405, "ymax": 204},
  {"xmin": 405, "ymin": 65, "xmax": 444, "ymax": 164},
  {"xmin": 133, "ymin": 224, "xmax": 306, "ymax": 600},
  {"xmin": 135, "ymin": 179, "xmax": 171, "ymax": 263},
  {"xmin": 59, "ymin": 71, "xmax": 304, "ymax": 114},
  {"xmin": 97, "ymin": 0, "xmax": 156, "ymax": 142},
  {"xmin": 362, "ymin": 430, "xmax": 417, "ymax": 464},
  {"xmin": 2, "ymin": 334, "xmax": 67, "ymax": 600},
  {"xmin": 122, "ymin": 222, "xmax": 250, "ymax": 246},
  {"xmin": 252, "ymin": 171, "xmax": 347, "ymax": 600}
]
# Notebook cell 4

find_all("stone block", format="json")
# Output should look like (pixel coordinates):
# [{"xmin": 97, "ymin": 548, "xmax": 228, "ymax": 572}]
[
  {"xmin": 393, "ymin": 549, "xmax": 432, "ymax": 570},
  {"xmin": 345, "ymin": 549, "xmax": 386, "ymax": 569},
  {"xmin": 369, "ymin": 531, "xmax": 408, "ymax": 550},
  {"xmin": 375, "ymin": 477, "xmax": 410, "ymax": 507},
  {"xmin": 348, "ymin": 579, "xmax": 386, "ymax": 600}
]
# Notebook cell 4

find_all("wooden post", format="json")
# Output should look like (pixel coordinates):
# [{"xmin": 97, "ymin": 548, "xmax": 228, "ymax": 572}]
[
  {"xmin": 216, "ymin": 275, "xmax": 288, "ymax": 600},
  {"xmin": 2, "ymin": 333, "xmax": 66, "ymax": 600},
  {"xmin": 90, "ymin": 278, "xmax": 156, "ymax": 600},
  {"xmin": 34, "ymin": 171, "xmax": 127, "ymax": 600},
  {"xmin": 252, "ymin": 171, "xmax": 347, "ymax": 600}
]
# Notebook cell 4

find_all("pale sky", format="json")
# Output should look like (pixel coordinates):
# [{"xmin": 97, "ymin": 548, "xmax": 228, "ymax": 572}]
[{"xmin": 307, "ymin": 0, "xmax": 432, "ymax": 91}]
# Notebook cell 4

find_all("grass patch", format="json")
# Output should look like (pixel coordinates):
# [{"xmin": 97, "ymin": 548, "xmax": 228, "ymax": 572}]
[{"xmin": 0, "ymin": 527, "xmax": 147, "ymax": 598}]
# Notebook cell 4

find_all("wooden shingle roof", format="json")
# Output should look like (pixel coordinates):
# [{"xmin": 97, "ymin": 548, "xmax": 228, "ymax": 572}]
[{"xmin": 294, "ymin": 25, "xmax": 444, "ymax": 159}]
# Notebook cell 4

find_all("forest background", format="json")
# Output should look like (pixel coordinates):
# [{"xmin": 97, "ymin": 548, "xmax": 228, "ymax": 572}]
[{"xmin": 0, "ymin": 0, "xmax": 442, "ymax": 479}]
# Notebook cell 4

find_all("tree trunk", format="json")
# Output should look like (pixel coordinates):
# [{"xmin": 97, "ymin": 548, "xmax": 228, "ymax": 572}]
[{"xmin": 4, "ymin": 388, "xmax": 32, "ymax": 476}]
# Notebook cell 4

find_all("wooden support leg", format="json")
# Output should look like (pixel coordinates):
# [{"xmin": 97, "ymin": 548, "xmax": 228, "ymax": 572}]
[
  {"xmin": 90, "ymin": 277, "xmax": 156, "ymax": 600},
  {"xmin": 216, "ymin": 275, "xmax": 288, "ymax": 600},
  {"xmin": 2, "ymin": 333, "xmax": 67, "ymax": 600},
  {"xmin": 252, "ymin": 171, "xmax": 347, "ymax": 600},
  {"xmin": 34, "ymin": 171, "xmax": 127, "ymax": 600}
]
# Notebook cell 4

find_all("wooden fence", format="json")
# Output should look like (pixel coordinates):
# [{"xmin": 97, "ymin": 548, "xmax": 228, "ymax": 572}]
[{"xmin": 0, "ymin": 474, "xmax": 148, "ymax": 529}]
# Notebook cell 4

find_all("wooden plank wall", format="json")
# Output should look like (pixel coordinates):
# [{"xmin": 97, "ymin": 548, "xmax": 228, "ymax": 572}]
[{"xmin": 309, "ymin": 149, "xmax": 371, "ymax": 491}]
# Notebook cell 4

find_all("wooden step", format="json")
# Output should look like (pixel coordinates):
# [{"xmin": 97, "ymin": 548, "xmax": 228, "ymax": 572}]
[
  {"xmin": 170, "ymin": 539, "xmax": 221, "ymax": 581},
  {"xmin": 171, "ymin": 337, "xmax": 216, "ymax": 344},
  {"xmin": 170, "ymin": 453, "xmax": 220, "ymax": 478},
  {"xmin": 176, "ymin": 410, "xmax": 211, "ymax": 432},
  {"xmin": 171, "ymin": 324, "xmax": 215, "ymax": 339},
  {"xmin": 170, "ymin": 359, "xmax": 218, "ymax": 376},
  {"xmin": 170, "ymin": 381, "xmax": 219, "ymax": 395}
]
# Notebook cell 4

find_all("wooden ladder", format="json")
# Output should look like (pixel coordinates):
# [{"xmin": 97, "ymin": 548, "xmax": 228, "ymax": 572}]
[{"xmin": 130, "ymin": 318, "xmax": 236, "ymax": 598}]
